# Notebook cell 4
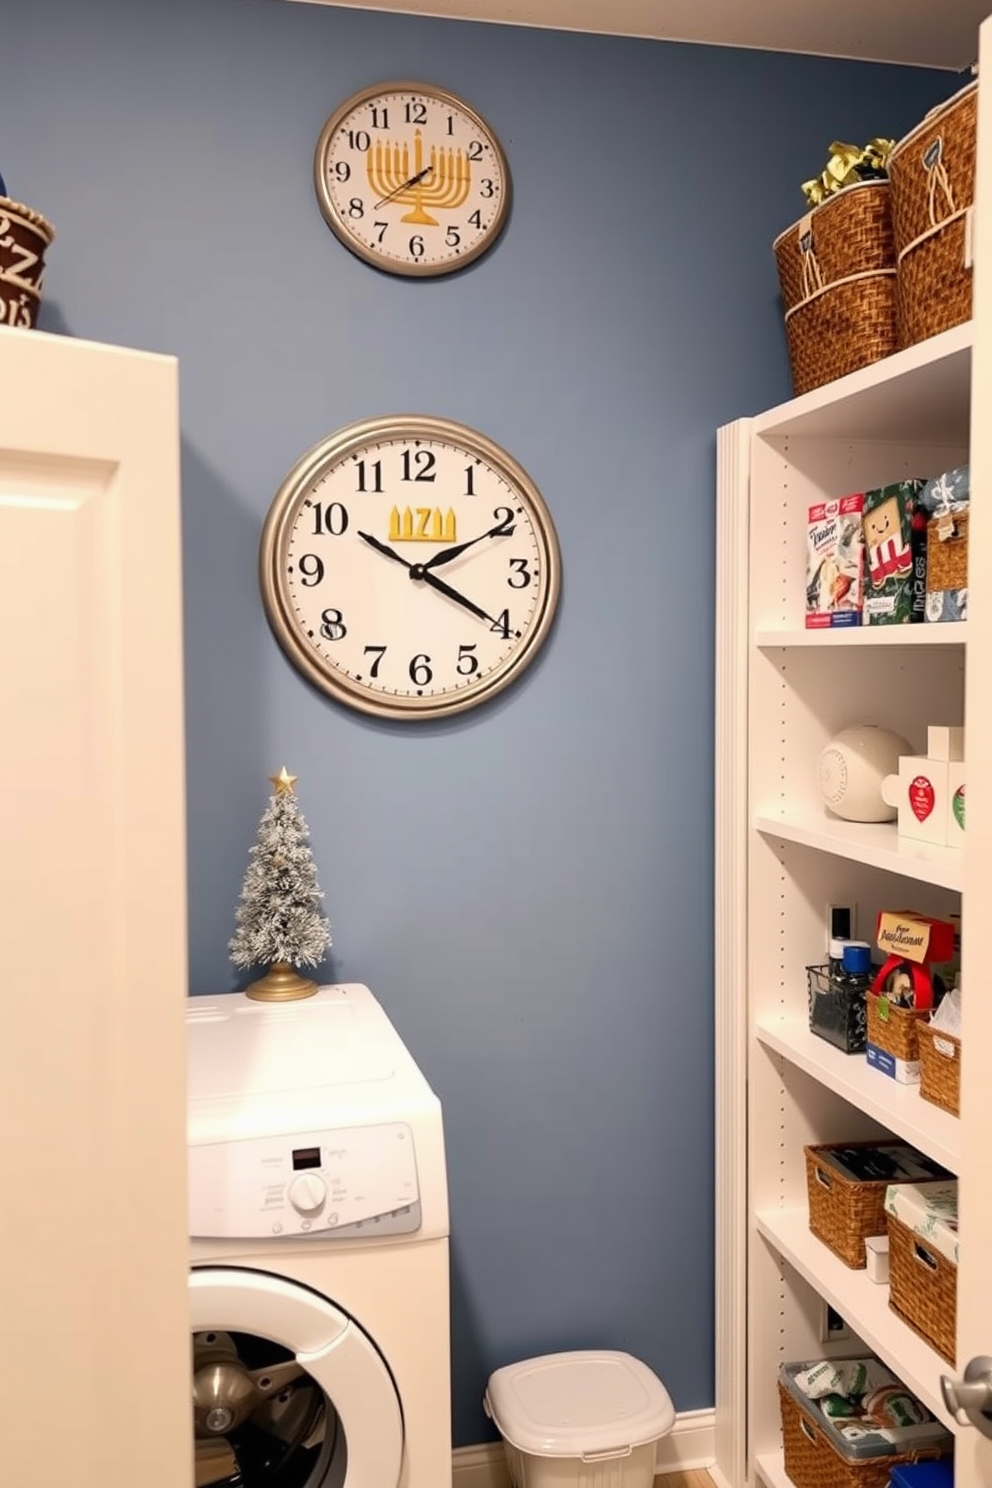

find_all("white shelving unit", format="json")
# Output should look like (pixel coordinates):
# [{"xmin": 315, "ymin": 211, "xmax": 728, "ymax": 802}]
[{"xmin": 716, "ymin": 322, "xmax": 977, "ymax": 1488}]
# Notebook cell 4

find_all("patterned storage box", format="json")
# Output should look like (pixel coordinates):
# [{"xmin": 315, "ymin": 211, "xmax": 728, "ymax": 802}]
[{"xmin": 885, "ymin": 1182, "xmax": 959, "ymax": 1363}]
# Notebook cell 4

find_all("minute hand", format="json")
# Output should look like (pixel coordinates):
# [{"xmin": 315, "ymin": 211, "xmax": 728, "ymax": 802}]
[
  {"xmin": 419, "ymin": 569, "xmax": 500, "ymax": 626},
  {"xmin": 424, "ymin": 519, "xmax": 514, "ymax": 571}
]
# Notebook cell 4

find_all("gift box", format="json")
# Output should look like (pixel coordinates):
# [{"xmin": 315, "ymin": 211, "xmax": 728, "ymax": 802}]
[
  {"xmin": 861, "ymin": 480, "xmax": 928, "ymax": 625},
  {"xmin": 920, "ymin": 465, "xmax": 969, "ymax": 623}
]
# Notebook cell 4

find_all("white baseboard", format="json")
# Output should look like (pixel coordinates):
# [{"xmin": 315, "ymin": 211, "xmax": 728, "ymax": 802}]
[{"xmin": 452, "ymin": 1409, "xmax": 716, "ymax": 1485}]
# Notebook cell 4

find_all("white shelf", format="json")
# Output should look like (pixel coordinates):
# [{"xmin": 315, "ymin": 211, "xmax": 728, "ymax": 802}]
[
  {"xmin": 752, "ymin": 321, "xmax": 972, "ymax": 443},
  {"xmin": 755, "ymin": 1451, "xmax": 791, "ymax": 1488},
  {"xmin": 756, "ymin": 1017, "xmax": 960, "ymax": 1173},
  {"xmin": 755, "ymin": 625, "xmax": 968, "ymax": 649},
  {"xmin": 754, "ymin": 812, "xmax": 964, "ymax": 891},
  {"xmin": 755, "ymin": 1208, "xmax": 956, "ymax": 1430}
]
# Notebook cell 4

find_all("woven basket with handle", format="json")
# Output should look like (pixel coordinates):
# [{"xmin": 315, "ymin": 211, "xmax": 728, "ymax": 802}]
[
  {"xmin": 773, "ymin": 179, "xmax": 897, "ymax": 396},
  {"xmin": 888, "ymin": 1210, "xmax": 958, "ymax": 1363},
  {"xmin": 888, "ymin": 80, "xmax": 977, "ymax": 347},
  {"xmin": 779, "ymin": 1381, "xmax": 947, "ymax": 1488}
]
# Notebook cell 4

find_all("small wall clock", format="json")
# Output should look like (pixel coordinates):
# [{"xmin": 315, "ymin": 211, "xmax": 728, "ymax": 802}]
[
  {"xmin": 259, "ymin": 416, "xmax": 561, "ymax": 719},
  {"xmin": 313, "ymin": 81, "xmax": 511, "ymax": 276}
]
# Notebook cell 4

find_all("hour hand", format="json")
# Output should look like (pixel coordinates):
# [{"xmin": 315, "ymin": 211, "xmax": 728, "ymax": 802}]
[{"xmin": 358, "ymin": 530, "xmax": 412, "ymax": 569}]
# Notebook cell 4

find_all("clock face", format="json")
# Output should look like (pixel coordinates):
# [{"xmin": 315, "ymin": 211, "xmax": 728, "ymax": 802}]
[
  {"xmin": 313, "ymin": 81, "xmax": 510, "ymax": 276},
  {"xmin": 260, "ymin": 417, "xmax": 561, "ymax": 719}
]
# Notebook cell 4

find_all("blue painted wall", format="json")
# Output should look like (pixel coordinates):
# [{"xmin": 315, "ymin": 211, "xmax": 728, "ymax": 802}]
[{"xmin": 1, "ymin": 0, "xmax": 952, "ymax": 1446}]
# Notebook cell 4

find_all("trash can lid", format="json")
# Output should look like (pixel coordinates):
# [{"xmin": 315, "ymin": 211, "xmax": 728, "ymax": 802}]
[{"xmin": 484, "ymin": 1350, "xmax": 675, "ymax": 1458}]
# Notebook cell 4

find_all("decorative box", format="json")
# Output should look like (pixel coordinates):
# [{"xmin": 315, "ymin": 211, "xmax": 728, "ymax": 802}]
[
  {"xmin": 0, "ymin": 189, "xmax": 55, "ymax": 329},
  {"xmin": 861, "ymin": 480, "xmax": 928, "ymax": 625}
]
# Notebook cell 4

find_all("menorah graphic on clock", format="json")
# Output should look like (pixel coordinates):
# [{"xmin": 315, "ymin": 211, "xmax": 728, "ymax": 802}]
[{"xmin": 368, "ymin": 129, "xmax": 471, "ymax": 226}]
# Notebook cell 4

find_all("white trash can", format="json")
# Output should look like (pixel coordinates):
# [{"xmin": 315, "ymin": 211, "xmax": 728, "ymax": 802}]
[{"xmin": 484, "ymin": 1350, "xmax": 676, "ymax": 1488}]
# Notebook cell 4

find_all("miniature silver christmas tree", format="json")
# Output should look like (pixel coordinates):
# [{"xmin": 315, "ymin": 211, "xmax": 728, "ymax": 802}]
[{"xmin": 229, "ymin": 767, "xmax": 331, "ymax": 1001}]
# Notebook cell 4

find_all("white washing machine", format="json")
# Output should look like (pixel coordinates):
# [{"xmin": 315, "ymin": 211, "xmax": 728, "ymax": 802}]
[{"xmin": 187, "ymin": 984, "xmax": 451, "ymax": 1488}]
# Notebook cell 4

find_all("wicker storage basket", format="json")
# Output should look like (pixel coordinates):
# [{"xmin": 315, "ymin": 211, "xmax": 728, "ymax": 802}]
[
  {"xmin": 888, "ymin": 80, "xmax": 977, "ymax": 348},
  {"xmin": 804, "ymin": 1142, "xmax": 947, "ymax": 1269},
  {"xmin": 0, "ymin": 195, "xmax": 55, "ymax": 329},
  {"xmin": 778, "ymin": 1380, "xmax": 947, "ymax": 1488},
  {"xmin": 774, "ymin": 179, "xmax": 897, "ymax": 397},
  {"xmin": 917, "ymin": 1022, "xmax": 961, "ymax": 1117},
  {"xmin": 888, "ymin": 1209, "xmax": 958, "ymax": 1364},
  {"xmin": 866, "ymin": 989, "xmax": 929, "ymax": 1064}
]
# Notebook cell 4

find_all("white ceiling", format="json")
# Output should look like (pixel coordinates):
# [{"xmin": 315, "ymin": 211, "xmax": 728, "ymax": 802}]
[{"xmin": 287, "ymin": 0, "xmax": 988, "ymax": 70}]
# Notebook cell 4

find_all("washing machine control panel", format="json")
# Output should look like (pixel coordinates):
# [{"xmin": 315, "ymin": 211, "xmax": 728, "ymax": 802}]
[{"xmin": 189, "ymin": 1120, "xmax": 422, "ymax": 1239}]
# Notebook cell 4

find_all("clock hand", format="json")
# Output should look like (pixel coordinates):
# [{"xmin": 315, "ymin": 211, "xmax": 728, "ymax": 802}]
[
  {"xmin": 373, "ymin": 166, "xmax": 432, "ymax": 209},
  {"xmin": 423, "ymin": 518, "xmax": 514, "ymax": 571},
  {"xmin": 417, "ymin": 568, "xmax": 500, "ymax": 626},
  {"xmin": 358, "ymin": 531, "xmax": 499, "ymax": 625},
  {"xmin": 357, "ymin": 530, "xmax": 414, "ymax": 569}
]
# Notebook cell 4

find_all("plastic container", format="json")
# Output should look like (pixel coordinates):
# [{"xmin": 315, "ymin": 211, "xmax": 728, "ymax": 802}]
[{"xmin": 484, "ymin": 1350, "xmax": 675, "ymax": 1488}]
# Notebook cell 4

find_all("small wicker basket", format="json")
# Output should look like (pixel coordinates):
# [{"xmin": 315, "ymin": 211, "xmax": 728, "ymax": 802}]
[
  {"xmin": 888, "ymin": 80, "xmax": 978, "ymax": 348},
  {"xmin": 888, "ymin": 1210, "xmax": 958, "ymax": 1363},
  {"xmin": 778, "ymin": 1380, "xmax": 947, "ymax": 1488},
  {"xmin": 917, "ymin": 1022, "xmax": 961, "ymax": 1117},
  {"xmin": 804, "ymin": 1142, "xmax": 929, "ymax": 1269},
  {"xmin": 773, "ymin": 179, "xmax": 897, "ymax": 397},
  {"xmin": 866, "ymin": 989, "xmax": 929, "ymax": 1065}
]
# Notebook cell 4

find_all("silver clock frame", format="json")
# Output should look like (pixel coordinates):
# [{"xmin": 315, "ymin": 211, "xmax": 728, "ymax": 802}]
[
  {"xmin": 313, "ymin": 80, "xmax": 512, "ymax": 278},
  {"xmin": 259, "ymin": 415, "xmax": 561, "ymax": 720}
]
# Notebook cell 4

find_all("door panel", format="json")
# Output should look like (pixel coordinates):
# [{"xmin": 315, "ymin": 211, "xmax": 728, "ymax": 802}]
[{"xmin": 0, "ymin": 326, "xmax": 190, "ymax": 1486}]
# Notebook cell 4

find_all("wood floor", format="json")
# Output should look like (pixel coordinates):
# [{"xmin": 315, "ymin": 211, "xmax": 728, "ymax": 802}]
[{"xmin": 656, "ymin": 1474, "xmax": 713, "ymax": 1488}]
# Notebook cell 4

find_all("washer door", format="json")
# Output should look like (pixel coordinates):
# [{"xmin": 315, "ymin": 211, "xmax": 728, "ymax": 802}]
[{"xmin": 190, "ymin": 1267, "xmax": 403, "ymax": 1488}]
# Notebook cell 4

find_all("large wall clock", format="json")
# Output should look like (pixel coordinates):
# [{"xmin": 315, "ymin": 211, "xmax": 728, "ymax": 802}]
[
  {"xmin": 313, "ymin": 81, "xmax": 511, "ymax": 276},
  {"xmin": 259, "ymin": 416, "xmax": 561, "ymax": 719}
]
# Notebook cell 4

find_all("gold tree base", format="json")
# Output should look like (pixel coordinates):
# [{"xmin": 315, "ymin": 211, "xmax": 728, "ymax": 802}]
[{"xmin": 244, "ymin": 961, "xmax": 318, "ymax": 1002}]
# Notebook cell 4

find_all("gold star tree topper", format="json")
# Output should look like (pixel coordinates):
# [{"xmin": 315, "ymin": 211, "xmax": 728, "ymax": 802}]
[{"xmin": 270, "ymin": 766, "xmax": 298, "ymax": 795}]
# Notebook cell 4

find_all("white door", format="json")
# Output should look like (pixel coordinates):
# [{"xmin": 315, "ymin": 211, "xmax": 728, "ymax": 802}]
[
  {"xmin": 0, "ymin": 326, "xmax": 191, "ymax": 1486},
  {"xmin": 189, "ymin": 1268, "xmax": 404, "ymax": 1487},
  {"xmin": 946, "ymin": 16, "xmax": 992, "ymax": 1480}
]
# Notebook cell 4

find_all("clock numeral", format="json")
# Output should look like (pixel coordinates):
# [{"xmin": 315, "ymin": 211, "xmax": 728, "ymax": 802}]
[
  {"xmin": 311, "ymin": 501, "xmax": 349, "ymax": 536},
  {"xmin": 405, "ymin": 101, "xmax": 427, "ymax": 125},
  {"xmin": 492, "ymin": 506, "xmax": 515, "ymax": 538},
  {"xmin": 370, "ymin": 106, "xmax": 389, "ymax": 129},
  {"xmin": 298, "ymin": 554, "xmax": 325, "ymax": 586},
  {"xmin": 507, "ymin": 557, "xmax": 531, "ymax": 589},
  {"xmin": 347, "ymin": 129, "xmax": 371, "ymax": 151},
  {"xmin": 480, "ymin": 178, "xmax": 495, "ymax": 198},
  {"xmin": 320, "ymin": 608, "xmax": 347, "ymax": 642},
  {"xmin": 446, "ymin": 114, "xmax": 455, "ymax": 135},
  {"xmin": 409, "ymin": 234, "xmax": 425, "ymax": 259},
  {"xmin": 401, "ymin": 449, "xmax": 436, "ymax": 483},
  {"xmin": 446, "ymin": 226, "xmax": 461, "ymax": 248},
  {"xmin": 356, "ymin": 460, "xmax": 383, "ymax": 493},
  {"xmin": 374, "ymin": 220, "xmax": 388, "ymax": 243},
  {"xmin": 467, "ymin": 141, "xmax": 484, "ymax": 162},
  {"xmin": 468, "ymin": 209, "xmax": 482, "ymax": 229},
  {"xmin": 409, "ymin": 653, "xmax": 433, "ymax": 687},
  {"xmin": 464, "ymin": 465, "xmax": 476, "ymax": 496},
  {"xmin": 363, "ymin": 644, "xmax": 387, "ymax": 678},
  {"xmin": 333, "ymin": 161, "xmax": 351, "ymax": 183},
  {"xmin": 490, "ymin": 609, "xmax": 511, "ymax": 640},
  {"xmin": 456, "ymin": 644, "xmax": 479, "ymax": 676},
  {"xmin": 348, "ymin": 197, "xmax": 365, "ymax": 219}
]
